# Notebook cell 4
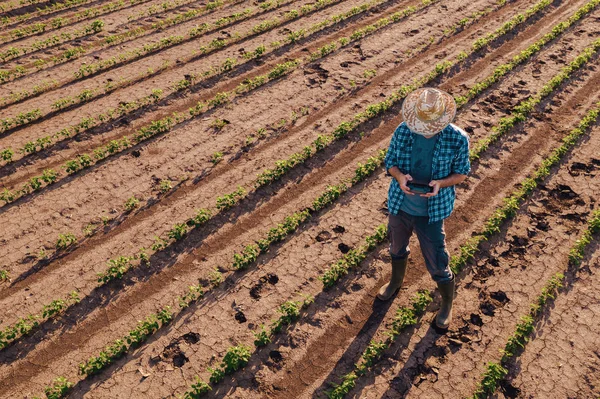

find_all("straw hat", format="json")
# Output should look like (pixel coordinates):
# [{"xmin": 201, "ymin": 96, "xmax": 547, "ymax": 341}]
[{"xmin": 402, "ymin": 88, "xmax": 457, "ymax": 137}]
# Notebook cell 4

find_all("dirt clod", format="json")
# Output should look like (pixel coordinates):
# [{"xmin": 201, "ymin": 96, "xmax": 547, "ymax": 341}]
[
  {"xmin": 315, "ymin": 230, "xmax": 332, "ymax": 242},
  {"xmin": 338, "ymin": 243, "xmax": 351, "ymax": 253},
  {"xmin": 235, "ymin": 310, "xmax": 247, "ymax": 323}
]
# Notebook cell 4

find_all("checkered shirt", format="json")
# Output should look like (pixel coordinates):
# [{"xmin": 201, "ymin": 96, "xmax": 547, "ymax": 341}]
[{"xmin": 384, "ymin": 122, "xmax": 471, "ymax": 223}]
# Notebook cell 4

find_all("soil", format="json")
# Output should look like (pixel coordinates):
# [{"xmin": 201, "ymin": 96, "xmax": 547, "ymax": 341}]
[{"xmin": 1, "ymin": 0, "xmax": 600, "ymax": 397}]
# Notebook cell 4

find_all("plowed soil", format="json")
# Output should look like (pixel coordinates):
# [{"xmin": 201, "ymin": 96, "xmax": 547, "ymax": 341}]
[{"xmin": 1, "ymin": 0, "xmax": 599, "ymax": 397}]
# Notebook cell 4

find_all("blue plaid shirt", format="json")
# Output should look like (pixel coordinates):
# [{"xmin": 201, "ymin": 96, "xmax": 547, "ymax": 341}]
[{"xmin": 384, "ymin": 122, "xmax": 471, "ymax": 223}]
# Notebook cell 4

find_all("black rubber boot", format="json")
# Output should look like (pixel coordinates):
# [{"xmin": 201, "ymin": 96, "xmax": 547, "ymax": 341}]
[
  {"xmin": 435, "ymin": 276, "xmax": 455, "ymax": 329},
  {"xmin": 377, "ymin": 257, "xmax": 408, "ymax": 301}
]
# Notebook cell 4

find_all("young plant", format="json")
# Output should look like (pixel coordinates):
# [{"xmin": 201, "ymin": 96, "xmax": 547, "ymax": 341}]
[
  {"xmin": 124, "ymin": 196, "xmax": 139, "ymax": 212},
  {"xmin": 56, "ymin": 232, "xmax": 77, "ymax": 250},
  {"xmin": 216, "ymin": 186, "xmax": 246, "ymax": 210},
  {"xmin": 159, "ymin": 179, "xmax": 172, "ymax": 193},
  {"xmin": 211, "ymin": 151, "xmax": 224, "ymax": 164},
  {"xmin": 208, "ymin": 267, "xmax": 223, "ymax": 286},
  {"xmin": 43, "ymin": 376, "xmax": 73, "ymax": 399},
  {"xmin": 97, "ymin": 256, "xmax": 134, "ymax": 283},
  {"xmin": 183, "ymin": 377, "xmax": 212, "ymax": 398},
  {"xmin": 253, "ymin": 324, "xmax": 271, "ymax": 347}
]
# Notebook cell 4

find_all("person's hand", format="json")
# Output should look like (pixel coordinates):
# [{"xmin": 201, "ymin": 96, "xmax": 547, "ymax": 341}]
[
  {"xmin": 421, "ymin": 180, "xmax": 441, "ymax": 197},
  {"xmin": 396, "ymin": 173, "xmax": 414, "ymax": 195}
]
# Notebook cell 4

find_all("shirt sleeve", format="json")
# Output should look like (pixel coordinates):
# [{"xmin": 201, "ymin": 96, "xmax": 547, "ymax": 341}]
[
  {"xmin": 384, "ymin": 124, "xmax": 402, "ymax": 172},
  {"xmin": 451, "ymin": 133, "xmax": 471, "ymax": 175}
]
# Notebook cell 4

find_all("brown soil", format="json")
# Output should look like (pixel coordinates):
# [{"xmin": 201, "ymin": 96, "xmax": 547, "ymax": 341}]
[{"xmin": 1, "ymin": 0, "xmax": 599, "ymax": 398}]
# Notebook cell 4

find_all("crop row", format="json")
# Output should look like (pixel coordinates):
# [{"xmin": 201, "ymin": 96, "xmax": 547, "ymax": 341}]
[
  {"xmin": 27, "ymin": 151, "xmax": 381, "ymax": 389},
  {"xmin": 0, "ymin": 0, "xmax": 48, "ymax": 14},
  {"xmin": 0, "ymin": 0, "xmax": 297, "ymax": 136},
  {"xmin": 0, "ymin": 0, "xmax": 229, "ymax": 45},
  {"xmin": 469, "ymin": 107, "xmax": 600, "ymax": 399},
  {"xmin": 0, "ymin": 0, "xmax": 148, "ymax": 35},
  {"xmin": 0, "ymin": 0, "xmax": 333, "ymax": 85},
  {"xmin": 321, "ymin": 87, "xmax": 600, "ymax": 399},
  {"xmin": 0, "ymin": 0, "xmax": 258, "ymax": 95},
  {"xmin": 0, "ymin": 88, "xmax": 163, "ymax": 174},
  {"xmin": 0, "ymin": 19, "xmax": 104, "ymax": 64},
  {"xmin": 0, "ymin": 0, "xmax": 440, "ymax": 201},
  {"xmin": 0, "ymin": 0, "xmax": 96, "ymax": 27},
  {"xmin": 0, "ymin": 290, "xmax": 79, "ymax": 349}
]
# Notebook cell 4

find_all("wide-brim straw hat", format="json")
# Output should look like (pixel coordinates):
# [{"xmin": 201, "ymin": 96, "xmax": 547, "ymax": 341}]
[{"xmin": 402, "ymin": 88, "xmax": 457, "ymax": 137}]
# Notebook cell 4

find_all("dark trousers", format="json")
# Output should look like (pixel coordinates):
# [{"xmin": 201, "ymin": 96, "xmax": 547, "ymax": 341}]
[{"xmin": 388, "ymin": 210, "xmax": 453, "ymax": 283}]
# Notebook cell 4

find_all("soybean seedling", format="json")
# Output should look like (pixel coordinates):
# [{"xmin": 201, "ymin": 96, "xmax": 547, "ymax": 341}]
[
  {"xmin": 211, "ymin": 151, "xmax": 223, "ymax": 165},
  {"xmin": 124, "ymin": 196, "xmax": 139, "ymax": 212},
  {"xmin": 158, "ymin": 179, "xmax": 172, "ymax": 193},
  {"xmin": 208, "ymin": 267, "xmax": 223, "ymax": 287}
]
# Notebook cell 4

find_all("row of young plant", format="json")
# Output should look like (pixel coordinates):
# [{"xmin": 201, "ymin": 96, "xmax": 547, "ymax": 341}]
[
  {"xmin": 0, "ymin": 0, "xmax": 48, "ymax": 14},
  {"xmin": 0, "ymin": 0, "xmax": 148, "ymax": 48},
  {"xmin": 2, "ymin": 0, "xmax": 268, "ymax": 88},
  {"xmin": 0, "ymin": 0, "xmax": 331, "ymax": 85},
  {"xmin": 0, "ymin": 19, "xmax": 104, "ymax": 63},
  {"xmin": 0, "ymin": 0, "xmax": 229, "ymax": 46},
  {"xmin": 0, "ymin": 79, "xmax": 58, "ymax": 108},
  {"xmin": 0, "ymin": 88, "xmax": 163, "ymax": 182},
  {"xmin": 0, "ymin": 290, "xmax": 80, "ymax": 349},
  {"xmin": 0, "ymin": 0, "xmax": 440, "ymax": 203},
  {"xmin": 98, "ymin": 0, "xmax": 247, "ymax": 49},
  {"xmin": 469, "ymin": 108, "xmax": 600, "ymax": 399},
  {"xmin": 44, "ymin": 149, "xmax": 391, "ymax": 397},
  {"xmin": 0, "ymin": 0, "xmax": 297, "ymax": 137},
  {"xmin": 0, "ymin": 0, "xmax": 97, "ymax": 27}
]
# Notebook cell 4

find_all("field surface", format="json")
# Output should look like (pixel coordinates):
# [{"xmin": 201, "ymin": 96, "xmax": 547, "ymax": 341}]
[{"xmin": 0, "ymin": 0, "xmax": 600, "ymax": 397}]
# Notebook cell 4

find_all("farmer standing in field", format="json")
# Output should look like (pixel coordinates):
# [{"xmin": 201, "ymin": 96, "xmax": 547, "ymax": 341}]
[{"xmin": 379, "ymin": 87, "xmax": 470, "ymax": 330}]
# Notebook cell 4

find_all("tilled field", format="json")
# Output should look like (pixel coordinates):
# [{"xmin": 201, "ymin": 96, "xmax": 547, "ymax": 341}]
[{"xmin": 0, "ymin": 0, "xmax": 599, "ymax": 397}]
